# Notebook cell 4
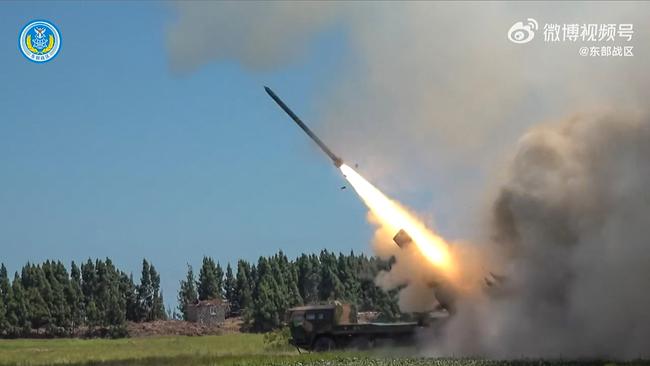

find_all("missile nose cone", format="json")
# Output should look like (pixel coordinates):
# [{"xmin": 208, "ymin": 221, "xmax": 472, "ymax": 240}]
[{"xmin": 264, "ymin": 86, "xmax": 276, "ymax": 99}]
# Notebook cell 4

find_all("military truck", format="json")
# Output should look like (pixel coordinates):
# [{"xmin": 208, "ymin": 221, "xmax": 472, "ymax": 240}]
[{"xmin": 286, "ymin": 303, "xmax": 439, "ymax": 351}]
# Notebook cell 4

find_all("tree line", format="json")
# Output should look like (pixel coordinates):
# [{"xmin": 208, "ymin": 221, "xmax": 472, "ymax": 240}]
[
  {"xmin": 0, "ymin": 250, "xmax": 401, "ymax": 337},
  {"xmin": 0, "ymin": 259, "xmax": 165, "ymax": 337},
  {"xmin": 178, "ymin": 250, "xmax": 400, "ymax": 331}
]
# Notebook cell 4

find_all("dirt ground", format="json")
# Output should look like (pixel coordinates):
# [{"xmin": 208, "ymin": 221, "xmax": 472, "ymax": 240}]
[{"xmin": 127, "ymin": 316, "xmax": 244, "ymax": 337}]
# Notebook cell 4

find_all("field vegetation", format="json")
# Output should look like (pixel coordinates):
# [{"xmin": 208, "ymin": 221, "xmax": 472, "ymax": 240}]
[{"xmin": 0, "ymin": 334, "xmax": 647, "ymax": 366}]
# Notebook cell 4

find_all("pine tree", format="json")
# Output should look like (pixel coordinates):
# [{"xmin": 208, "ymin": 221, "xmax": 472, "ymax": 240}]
[
  {"xmin": 252, "ymin": 257, "xmax": 280, "ymax": 331},
  {"xmin": 197, "ymin": 256, "xmax": 221, "ymax": 300},
  {"xmin": 149, "ymin": 264, "xmax": 165, "ymax": 320},
  {"xmin": 224, "ymin": 263, "xmax": 236, "ymax": 310},
  {"xmin": 93, "ymin": 259, "xmax": 109, "ymax": 324},
  {"xmin": 121, "ymin": 273, "xmax": 138, "ymax": 322},
  {"xmin": 286, "ymin": 263, "xmax": 303, "ymax": 307},
  {"xmin": 67, "ymin": 261, "xmax": 84, "ymax": 329},
  {"xmin": 99, "ymin": 259, "xmax": 126, "ymax": 327},
  {"xmin": 104, "ymin": 284, "xmax": 126, "ymax": 326},
  {"xmin": 136, "ymin": 259, "xmax": 153, "ymax": 322},
  {"xmin": 177, "ymin": 264, "xmax": 198, "ymax": 320},
  {"xmin": 338, "ymin": 252, "xmax": 361, "ymax": 304},
  {"xmin": 42, "ymin": 261, "xmax": 69, "ymax": 331},
  {"xmin": 235, "ymin": 260, "xmax": 252, "ymax": 315},
  {"xmin": 0, "ymin": 264, "xmax": 9, "ymax": 332},
  {"xmin": 22, "ymin": 264, "xmax": 51, "ymax": 329},
  {"xmin": 215, "ymin": 262, "xmax": 224, "ymax": 299},
  {"xmin": 9, "ymin": 273, "xmax": 29, "ymax": 335},
  {"xmin": 0, "ymin": 287, "xmax": 6, "ymax": 335},
  {"xmin": 319, "ymin": 250, "xmax": 344, "ymax": 301},
  {"xmin": 269, "ymin": 255, "xmax": 289, "ymax": 319},
  {"xmin": 81, "ymin": 259, "xmax": 96, "ymax": 304},
  {"xmin": 302, "ymin": 254, "xmax": 322, "ymax": 303},
  {"xmin": 86, "ymin": 300, "xmax": 99, "ymax": 327}
]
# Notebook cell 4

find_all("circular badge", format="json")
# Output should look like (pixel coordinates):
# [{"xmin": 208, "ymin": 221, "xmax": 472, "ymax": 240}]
[{"xmin": 19, "ymin": 20, "xmax": 61, "ymax": 63}]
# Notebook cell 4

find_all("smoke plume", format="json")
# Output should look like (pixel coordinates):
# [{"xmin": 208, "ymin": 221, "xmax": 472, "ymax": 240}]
[
  {"xmin": 167, "ymin": 1, "xmax": 650, "ymax": 358},
  {"xmin": 430, "ymin": 111, "xmax": 650, "ymax": 358}
]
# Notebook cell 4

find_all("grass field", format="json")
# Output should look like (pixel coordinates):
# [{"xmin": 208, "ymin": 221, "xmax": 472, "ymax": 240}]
[
  {"xmin": 0, "ymin": 334, "xmax": 647, "ymax": 366},
  {"xmin": 0, "ymin": 334, "xmax": 341, "ymax": 366}
]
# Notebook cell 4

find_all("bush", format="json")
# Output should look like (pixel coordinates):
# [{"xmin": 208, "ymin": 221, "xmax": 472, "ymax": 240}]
[{"xmin": 263, "ymin": 327, "xmax": 291, "ymax": 350}]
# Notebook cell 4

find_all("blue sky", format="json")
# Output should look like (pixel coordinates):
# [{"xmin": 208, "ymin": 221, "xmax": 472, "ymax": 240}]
[{"xmin": 0, "ymin": 2, "xmax": 371, "ymax": 308}]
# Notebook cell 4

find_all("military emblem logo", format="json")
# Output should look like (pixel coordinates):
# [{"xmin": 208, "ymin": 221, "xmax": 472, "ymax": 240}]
[{"xmin": 19, "ymin": 20, "xmax": 61, "ymax": 63}]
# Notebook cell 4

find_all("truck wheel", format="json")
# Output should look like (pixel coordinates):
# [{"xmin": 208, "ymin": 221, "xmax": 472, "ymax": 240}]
[
  {"xmin": 349, "ymin": 336, "xmax": 372, "ymax": 350},
  {"xmin": 313, "ymin": 336, "xmax": 336, "ymax": 352}
]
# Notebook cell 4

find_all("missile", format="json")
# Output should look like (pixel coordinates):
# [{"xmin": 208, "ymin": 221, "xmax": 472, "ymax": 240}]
[{"xmin": 265, "ymin": 86, "xmax": 343, "ymax": 168}]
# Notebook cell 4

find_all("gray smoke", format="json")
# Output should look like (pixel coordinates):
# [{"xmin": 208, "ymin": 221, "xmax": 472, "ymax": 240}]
[{"xmin": 431, "ymin": 111, "xmax": 650, "ymax": 358}]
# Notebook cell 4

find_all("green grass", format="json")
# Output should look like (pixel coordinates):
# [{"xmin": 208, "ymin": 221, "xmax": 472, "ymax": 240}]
[
  {"xmin": 0, "ymin": 334, "xmax": 354, "ymax": 366},
  {"xmin": 0, "ymin": 335, "xmax": 648, "ymax": 366}
]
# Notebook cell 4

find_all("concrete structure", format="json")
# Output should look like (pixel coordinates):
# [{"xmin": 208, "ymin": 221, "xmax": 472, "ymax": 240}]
[{"xmin": 186, "ymin": 299, "xmax": 229, "ymax": 326}]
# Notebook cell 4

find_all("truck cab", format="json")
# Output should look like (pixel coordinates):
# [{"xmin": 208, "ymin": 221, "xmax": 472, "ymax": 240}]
[{"xmin": 287, "ymin": 304, "xmax": 339, "ymax": 350}]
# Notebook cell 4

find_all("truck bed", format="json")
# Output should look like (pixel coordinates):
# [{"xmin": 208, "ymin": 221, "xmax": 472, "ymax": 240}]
[{"xmin": 330, "ymin": 321, "xmax": 419, "ymax": 335}]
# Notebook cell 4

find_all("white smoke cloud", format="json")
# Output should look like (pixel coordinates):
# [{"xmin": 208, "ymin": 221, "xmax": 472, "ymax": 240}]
[{"xmin": 167, "ymin": 1, "xmax": 650, "ymax": 358}]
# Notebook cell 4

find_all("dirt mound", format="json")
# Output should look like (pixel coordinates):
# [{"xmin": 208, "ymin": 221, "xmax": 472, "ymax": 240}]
[{"xmin": 127, "ymin": 317, "xmax": 244, "ymax": 337}]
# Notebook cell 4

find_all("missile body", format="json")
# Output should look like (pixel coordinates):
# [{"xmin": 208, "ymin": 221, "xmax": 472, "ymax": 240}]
[{"xmin": 265, "ymin": 87, "xmax": 343, "ymax": 167}]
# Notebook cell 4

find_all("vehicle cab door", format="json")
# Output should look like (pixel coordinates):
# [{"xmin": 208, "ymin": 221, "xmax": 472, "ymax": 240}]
[{"xmin": 305, "ymin": 309, "xmax": 334, "ymax": 334}]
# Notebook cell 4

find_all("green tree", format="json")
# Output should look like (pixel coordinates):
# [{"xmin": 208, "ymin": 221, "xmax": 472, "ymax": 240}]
[
  {"xmin": 104, "ymin": 284, "xmax": 126, "ymax": 326},
  {"xmin": 215, "ymin": 262, "xmax": 224, "ymax": 298},
  {"xmin": 149, "ymin": 264, "xmax": 165, "ymax": 320},
  {"xmin": 136, "ymin": 259, "xmax": 153, "ymax": 322},
  {"xmin": 0, "ymin": 264, "xmax": 10, "ymax": 332},
  {"xmin": 224, "ymin": 263, "xmax": 236, "ymax": 309},
  {"xmin": 251, "ymin": 257, "xmax": 280, "ymax": 331},
  {"xmin": 21, "ymin": 264, "xmax": 52, "ymax": 329},
  {"xmin": 338, "ymin": 252, "xmax": 361, "ymax": 304},
  {"xmin": 121, "ymin": 273, "xmax": 138, "ymax": 322},
  {"xmin": 235, "ymin": 260, "xmax": 252, "ymax": 315},
  {"xmin": 42, "ymin": 261, "xmax": 70, "ymax": 331},
  {"xmin": 296, "ymin": 254, "xmax": 318, "ymax": 303},
  {"xmin": 81, "ymin": 259, "xmax": 96, "ymax": 304},
  {"xmin": 177, "ymin": 264, "xmax": 198, "ymax": 320},
  {"xmin": 0, "ymin": 286, "xmax": 6, "ymax": 334},
  {"xmin": 85, "ymin": 300, "xmax": 100, "ymax": 327},
  {"xmin": 318, "ymin": 251, "xmax": 344, "ymax": 301},
  {"xmin": 93, "ymin": 259, "xmax": 109, "ymax": 324},
  {"xmin": 197, "ymin": 256, "xmax": 221, "ymax": 300},
  {"xmin": 100, "ymin": 259, "xmax": 127, "ymax": 327},
  {"xmin": 278, "ymin": 252, "xmax": 302, "ymax": 308},
  {"xmin": 67, "ymin": 261, "xmax": 84, "ymax": 329},
  {"xmin": 9, "ymin": 274, "xmax": 30, "ymax": 335}
]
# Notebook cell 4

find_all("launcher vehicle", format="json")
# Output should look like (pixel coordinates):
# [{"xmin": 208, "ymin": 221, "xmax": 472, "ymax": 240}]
[{"xmin": 286, "ymin": 303, "xmax": 446, "ymax": 351}]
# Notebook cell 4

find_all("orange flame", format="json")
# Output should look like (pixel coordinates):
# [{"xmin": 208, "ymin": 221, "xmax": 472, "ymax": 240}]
[{"xmin": 340, "ymin": 164, "xmax": 456, "ymax": 277}]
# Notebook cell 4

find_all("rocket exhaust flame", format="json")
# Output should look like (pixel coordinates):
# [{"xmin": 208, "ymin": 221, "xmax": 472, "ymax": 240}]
[
  {"xmin": 262, "ymin": 84, "xmax": 457, "ymax": 287},
  {"xmin": 266, "ymin": 86, "xmax": 456, "ymax": 280},
  {"xmin": 340, "ymin": 164, "xmax": 456, "ymax": 278}
]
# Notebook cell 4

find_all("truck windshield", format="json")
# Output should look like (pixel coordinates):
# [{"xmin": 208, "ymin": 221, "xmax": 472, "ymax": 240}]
[{"xmin": 291, "ymin": 311, "xmax": 305, "ymax": 325}]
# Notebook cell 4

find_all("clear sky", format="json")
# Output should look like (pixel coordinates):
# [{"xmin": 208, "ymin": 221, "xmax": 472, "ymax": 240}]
[
  {"xmin": 0, "ymin": 2, "xmax": 372, "ymax": 309},
  {"xmin": 5, "ymin": 1, "xmax": 646, "ymax": 312}
]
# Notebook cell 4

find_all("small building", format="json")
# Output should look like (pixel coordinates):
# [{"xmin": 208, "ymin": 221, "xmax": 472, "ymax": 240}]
[{"xmin": 186, "ymin": 299, "xmax": 229, "ymax": 326}]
